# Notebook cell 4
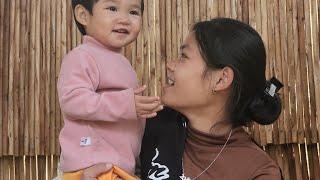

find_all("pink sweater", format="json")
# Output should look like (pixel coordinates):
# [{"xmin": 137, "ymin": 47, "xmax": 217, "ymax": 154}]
[{"xmin": 57, "ymin": 36, "xmax": 145, "ymax": 173}]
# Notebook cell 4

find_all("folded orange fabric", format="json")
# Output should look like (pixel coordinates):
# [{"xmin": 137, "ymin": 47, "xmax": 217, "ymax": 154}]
[{"xmin": 62, "ymin": 166, "xmax": 138, "ymax": 180}]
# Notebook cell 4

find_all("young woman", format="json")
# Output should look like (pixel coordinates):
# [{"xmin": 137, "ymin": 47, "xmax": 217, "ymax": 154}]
[
  {"xmin": 140, "ymin": 18, "xmax": 283, "ymax": 180},
  {"xmin": 81, "ymin": 18, "xmax": 283, "ymax": 180}
]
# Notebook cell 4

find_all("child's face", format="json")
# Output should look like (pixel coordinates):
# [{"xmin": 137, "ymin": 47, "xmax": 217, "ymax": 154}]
[{"xmin": 85, "ymin": 0, "xmax": 142, "ymax": 52}]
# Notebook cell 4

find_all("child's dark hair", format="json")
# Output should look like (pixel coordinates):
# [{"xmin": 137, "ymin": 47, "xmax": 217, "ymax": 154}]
[
  {"xmin": 72, "ymin": 0, "xmax": 144, "ymax": 35},
  {"xmin": 193, "ymin": 18, "xmax": 283, "ymax": 127}
]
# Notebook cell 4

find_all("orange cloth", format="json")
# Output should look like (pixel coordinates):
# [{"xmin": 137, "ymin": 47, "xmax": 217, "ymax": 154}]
[{"xmin": 62, "ymin": 166, "xmax": 138, "ymax": 180}]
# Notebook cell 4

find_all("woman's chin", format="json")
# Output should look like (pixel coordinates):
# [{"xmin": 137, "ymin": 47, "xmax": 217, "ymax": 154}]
[
  {"xmin": 160, "ymin": 95, "xmax": 169, "ymax": 105},
  {"xmin": 161, "ymin": 94, "xmax": 175, "ymax": 106}
]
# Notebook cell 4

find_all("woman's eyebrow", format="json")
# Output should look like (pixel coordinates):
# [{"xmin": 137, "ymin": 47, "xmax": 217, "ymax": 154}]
[{"xmin": 180, "ymin": 44, "xmax": 189, "ymax": 50}]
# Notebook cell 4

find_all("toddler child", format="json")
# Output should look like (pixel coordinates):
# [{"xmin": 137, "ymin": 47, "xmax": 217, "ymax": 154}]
[{"xmin": 57, "ymin": 0, "xmax": 162, "ymax": 179}]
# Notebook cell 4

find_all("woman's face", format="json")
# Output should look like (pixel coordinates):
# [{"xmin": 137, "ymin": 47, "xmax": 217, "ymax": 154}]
[{"xmin": 162, "ymin": 33, "xmax": 214, "ymax": 110}]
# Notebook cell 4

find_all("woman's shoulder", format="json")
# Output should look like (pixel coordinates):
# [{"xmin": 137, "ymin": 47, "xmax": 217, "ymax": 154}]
[
  {"xmin": 248, "ymin": 151, "xmax": 282, "ymax": 179},
  {"xmin": 229, "ymin": 129, "xmax": 282, "ymax": 179},
  {"xmin": 237, "ymin": 141, "xmax": 282, "ymax": 179}
]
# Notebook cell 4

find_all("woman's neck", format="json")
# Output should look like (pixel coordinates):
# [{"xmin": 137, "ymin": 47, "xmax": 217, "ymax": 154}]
[{"xmin": 181, "ymin": 106, "xmax": 233, "ymax": 136}]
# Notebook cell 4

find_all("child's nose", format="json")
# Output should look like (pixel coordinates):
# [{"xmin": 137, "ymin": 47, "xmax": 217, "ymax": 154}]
[{"xmin": 118, "ymin": 13, "xmax": 130, "ymax": 25}]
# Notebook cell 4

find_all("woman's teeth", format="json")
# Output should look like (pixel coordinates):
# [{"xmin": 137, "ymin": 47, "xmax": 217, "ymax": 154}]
[{"xmin": 168, "ymin": 78, "xmax": 175, "ymax": 86}]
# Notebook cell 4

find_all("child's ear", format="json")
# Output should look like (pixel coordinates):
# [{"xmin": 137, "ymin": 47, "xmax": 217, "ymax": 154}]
[{"xmin": 74, "ymin": 4, "xmax": 90, "ymax": 26}]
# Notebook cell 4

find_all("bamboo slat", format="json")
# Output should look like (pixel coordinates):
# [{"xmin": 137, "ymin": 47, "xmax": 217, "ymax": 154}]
[
  {"xmin": 50, "ymin": 0, "xmax": 56, "ymax": 155},
  {"xmin": 0, "ymin": 0, "xmax": 5, "ymax": 157},
  {"xmin": 293, "ymin": 144, "xmax": 303, "ymax": 180},
  {"xmin": 218, "ymin": 0, "xmax": 225, "ymax": 17},
  {"xmin": 292, "ymin": 0, "xmax": 305, "ymax": 144},
  {"xmin": 242, "ymin": 0, "xmax": 249, "ymax": 23},
  {"xmin": 39, "ymin": 0, "xmax": 45, "ymax": 156},
  {"xmin": 212, "ymin": 0, "xmax": 219, "ymax": 19},
  {"xmin": 267, "ymin": 0, "xmax": 278, "ymax": 145},
  {"xmin": 177, "ymin": 0, "xmax": 182, "ymax": 53},
  {"xmin": 297, "ymin": 0, "xmax": 312, "ymax": 145},
  {"xmin": 19, "ymin": 0, "xmax": 27, "ymax": 156},
  {"xmin": 300, "ymin": 144, "xmax": 309, "ymax": 180},
  {"xmin": 44, "ymin": 0, "xmax": 51, "ymax": 156},
  {"xmin": 165, "ymin": 0, "xmax": 172, "ymax": 61},
  {"xmin": 24, "ymin": 0, "xmax": 31, "ymax": 156},
  {"xmin": 304, "ymin": 0, "xmax": 319, "ymax": 144},
  {"xmin": 28, "ymin": 0, "xmax": 36, "ymax": 156},
  {"xmin": 2, "ymin": 1, "xmax": 10, "ymax": 158},
  {"xmin": 8, "ymin": 0, "xmax": 15, "ymax": 156},
  {"xmin": 279, "ymin": 0, "xmax": 291, "ymax": 144},
  {"xmin": 149, "ymin": 0, "xmax": 156, "ymax": 96},
  {"xmin": 224, "ymin": 0, "xmax": 231, "ymax": 18},
  {"xmin": 172, "ymin": 0, "xmax": 178, "ymax": 59},
  {"xmin": 192, "ymin": 0, "xmax": 198, "ymax": 23},
  {"xmin": 286, "ymin": 0, "xmax": 298, "ymax": 143},
  {"xmin": 236, "ymin": 0, "xmax": 242, "ymax": 20},
  {"xmin": 34, "ymin": 0, "xmax": 41, "ymax": 155},
  {"xmin": 159, "ymin": 0, "xmax": 166, "ymax": 95},
  {"xmin": 199, "ymin": 0, "xmax": 206, "ymax": 21},
  {"xmin": 252, "ymin": 0, "xmax": 262, "ymax": 145},
  {"xmin": 142, "ymin": 0, "xmax": 150, "ymax": 96},
  {"xmin": 55, "ymin": 0, "xmax": 62, "ymax": 155},
  {"xmin": 311, "ymin": 0, "xmax": 320, "ymax": 141},
  {"xmin": 155, "ymin": 0, "xmax": 162, "ymax": 97},
  {"xmin": 230, "ymin": 0, "xmax": 236, "ymax": 19},
  {"xmin": 273, "ymin": 0, "xmax": 285, "ymax": 145}
]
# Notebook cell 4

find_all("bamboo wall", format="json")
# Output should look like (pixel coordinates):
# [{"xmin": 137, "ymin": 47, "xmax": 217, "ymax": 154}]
[{"xmin": 0, "ymin": 0, "xmax": 319, "ymax": 179}]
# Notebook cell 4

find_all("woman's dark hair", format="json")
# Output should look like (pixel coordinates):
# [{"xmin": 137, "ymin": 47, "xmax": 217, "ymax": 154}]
[
  {"xmin": 193, "ymin": 18, "xmax": 282, "ymax": 126},
  {"xmin": 72, "ymin": 0, "xmax": 144, "ymax": 35}
]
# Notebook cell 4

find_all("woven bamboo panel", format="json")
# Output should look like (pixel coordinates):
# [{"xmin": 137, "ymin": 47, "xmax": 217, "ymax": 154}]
[{"xmin": 1, "ymin": 0, "xmax": 319, "ymax": 179}]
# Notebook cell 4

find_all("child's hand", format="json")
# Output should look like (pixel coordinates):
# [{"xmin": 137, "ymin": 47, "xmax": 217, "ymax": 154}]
[{"xmin": 134, "ymin": 85, "xmax": 163, "ymax": 119}]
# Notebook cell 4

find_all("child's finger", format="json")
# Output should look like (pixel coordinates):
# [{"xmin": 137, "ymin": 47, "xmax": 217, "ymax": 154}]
[
  {"xmin": 137, "ymin": 105, "xmax": 163, "ymax": 116},
  {"xmin": 140, "ymin": 112, "xmax": 158, "ymax": 119},
  {"xmin": 152, "ymin": 105, "xmax": 164, "ymax": 112},
  {"xmin": 136, "ymin": 95, "xmax": 160, "ymax": 103},
  {"xmin": 134, "ymin": 85, "xmax": 147, "ymax": 94},
  {"xmin": 137, "ymin": 102, "xmax": 161, "ymax": 111}
]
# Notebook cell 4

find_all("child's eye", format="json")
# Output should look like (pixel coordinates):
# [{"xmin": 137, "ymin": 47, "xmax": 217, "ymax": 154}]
[
  {"xmin": 130, "ymin": 10, "xmax": 140, "ymax": 16},
  {"xmin": 107, "ymin": 6, "xmax": 117, "ymax": 11}
]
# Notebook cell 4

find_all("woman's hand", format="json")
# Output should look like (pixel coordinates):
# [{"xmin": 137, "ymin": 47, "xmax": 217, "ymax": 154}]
[{"xmin": 81, "ymin": 163, "xmax": 113, "ymax": 180}]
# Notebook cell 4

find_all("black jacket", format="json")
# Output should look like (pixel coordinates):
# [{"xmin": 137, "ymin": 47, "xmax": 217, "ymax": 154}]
[{"xmin": 140, "ymin": 107, "xmax": 186, "ymax": 180}]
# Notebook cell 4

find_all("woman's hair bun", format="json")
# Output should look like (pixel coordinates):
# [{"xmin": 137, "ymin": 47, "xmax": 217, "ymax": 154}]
[
  {"xmin": 248, "ymin": 93, "xmax": 282, "ymax": 125},
  {"xmin": 247, "ymin": 77, "xmax": 283, "ymax": 125}
]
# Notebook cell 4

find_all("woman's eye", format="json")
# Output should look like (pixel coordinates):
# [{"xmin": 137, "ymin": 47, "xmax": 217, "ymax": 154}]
[
  {"xmin": 130, "ymin": 10, "xmax": 140, "ymax": 16},
  {"xmin": 107, "ymin": 6, "xmax": 117, "ymax": 11},
  {"xmin": 179, "ymin": 53, "xmax": 188, "ymax": 60}
]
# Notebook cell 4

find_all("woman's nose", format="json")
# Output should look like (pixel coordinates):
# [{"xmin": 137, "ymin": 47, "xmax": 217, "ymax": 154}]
[{"xmin": 166, "ymin": 60, "xmax": 177, "ymax": 71}]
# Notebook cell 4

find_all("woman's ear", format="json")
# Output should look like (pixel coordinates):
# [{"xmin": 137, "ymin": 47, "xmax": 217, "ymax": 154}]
[
  {"xmin": 74, "ymin": 4, "xmax": 90, "ymax": 27},
  {"xmin": 213, "ymin": 67, "xmax": 234, "ymax": 92}
]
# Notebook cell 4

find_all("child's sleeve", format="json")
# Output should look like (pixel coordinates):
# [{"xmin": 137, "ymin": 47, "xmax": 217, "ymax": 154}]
[{"xmin": 57, "ymin": 49, "xmax": 137, "ymax": 122}]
